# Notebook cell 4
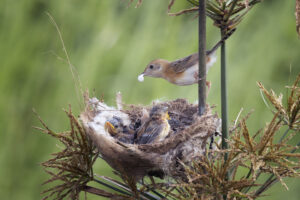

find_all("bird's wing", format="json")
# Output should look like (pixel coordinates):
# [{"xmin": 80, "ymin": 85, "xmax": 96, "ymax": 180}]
[
  {"xmin": 170, "ymin": 53, "xmax": 198, "ymax": 73},
  {"xmin": 137, "ymin": 123, "xmax": 163, "ymax": 144},
  {"xmin": 136, "ymin": 120, "xmax": 150, "ymax": 138}
]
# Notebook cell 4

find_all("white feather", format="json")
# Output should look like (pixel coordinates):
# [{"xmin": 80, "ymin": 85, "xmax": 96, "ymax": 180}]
[{"xmin": 138, "ymin": 74, "xmax": 144, "ymax": 82}]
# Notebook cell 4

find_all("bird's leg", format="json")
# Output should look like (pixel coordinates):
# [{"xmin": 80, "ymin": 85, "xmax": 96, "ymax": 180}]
[
  {"xmin": 194, "ymin": 71, "xmax": 211, "ymax": 95},
  {"xmin": 206, "ymin": 80, "xmax": 211, "ymax": 96},
  {"xmin": 194, "ymin": 71, "xmax": 205, "ymax": 83},
  {"xmin": 193, "ymin": 71, "xmax": 199, "ymax": 82}
]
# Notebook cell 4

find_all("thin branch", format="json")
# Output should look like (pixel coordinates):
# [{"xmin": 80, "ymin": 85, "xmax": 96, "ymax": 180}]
[
  {"xmin": 93, "ymin": 178, "xmax": 132, "ymax": 196},
  {"xmin": 278, "ymin": 128, "xmax": 290, "ymax": 143},
  {"xmin": 225, "ymin": 0, "xmax": 239, "ymax": 21},
  {"xmin": 82, "ymin": 185, "xmax": 127, "ymax": 199},
  {"xmin": 168, "ymin": 7, "xmax": 198, "ymax": 16}
]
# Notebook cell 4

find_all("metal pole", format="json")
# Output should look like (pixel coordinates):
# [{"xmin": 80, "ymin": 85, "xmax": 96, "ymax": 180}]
[{"xmin": 198, "ymin": 0, "xmax": 206, "ymax": 116}]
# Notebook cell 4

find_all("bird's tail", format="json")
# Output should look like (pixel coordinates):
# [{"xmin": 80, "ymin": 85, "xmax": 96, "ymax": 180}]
[{"xmin": 206, "ymin": 28, "xmax": 236, "ymax": 55}]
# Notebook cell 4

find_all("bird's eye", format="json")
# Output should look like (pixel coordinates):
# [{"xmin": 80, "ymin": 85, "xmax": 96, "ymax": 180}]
[
  {"xmin": 115, "ymin": 125, "xmax": 118, "ymax": 128},
  {"xmin": 149, "ymin": 65, "xmax": 154, "ymax": 69}
]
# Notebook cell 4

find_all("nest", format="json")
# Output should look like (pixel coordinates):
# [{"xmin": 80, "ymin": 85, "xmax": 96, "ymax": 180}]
[{"xmin": 80, "ymin": 97, "xmax": 220, "ymax": 181}]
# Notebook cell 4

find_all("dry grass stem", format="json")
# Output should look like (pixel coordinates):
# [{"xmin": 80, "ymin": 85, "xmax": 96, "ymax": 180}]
[
  {"xmin": 258, "ymin": 74, "xmax": 300, "ymax": 131},
  {"xmin": 36, "ymin": 107, "xmax": 129, "ymax": 200}
]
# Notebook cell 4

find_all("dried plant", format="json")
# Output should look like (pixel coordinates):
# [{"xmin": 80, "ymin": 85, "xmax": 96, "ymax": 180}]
[
  {"xmin": 258, "ymin": 74, "xmax": 300, "ymax": 131},
  {"xmin": 128, "ymin": 0, "xmax": 261, "ymax": 33},
  {"xmin": 35, "ymin": 107, "xmax": 131, "ymax": 200},
  {"xmin": 34, "ymin": 107, "xmax": 97, "ymax": 199}
]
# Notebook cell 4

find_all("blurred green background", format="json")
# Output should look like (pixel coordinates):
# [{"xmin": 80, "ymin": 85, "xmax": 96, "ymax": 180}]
[{"xmin": 0, "ymin": 0, "xmax": 299, "ymax": 199}]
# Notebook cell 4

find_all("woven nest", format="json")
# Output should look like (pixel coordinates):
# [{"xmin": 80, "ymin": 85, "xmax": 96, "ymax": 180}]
[{"xmin": 80, "ymin": 97, "xmax": 220, "ymax": 181}]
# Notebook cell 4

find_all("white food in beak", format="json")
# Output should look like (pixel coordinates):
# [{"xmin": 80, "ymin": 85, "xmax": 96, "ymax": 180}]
[{"xmin": 138, "ymin": 74, "xmax": 144, "ymax": 82}]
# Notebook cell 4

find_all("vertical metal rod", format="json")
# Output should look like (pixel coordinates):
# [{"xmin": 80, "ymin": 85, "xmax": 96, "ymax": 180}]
[
  {"xmin": 220, "ymin": 29, "xmax": 228, "ymax": 151},
  {"xmin": 198, "ymin": 0, "xmax": 206, "ymax": 116},
  {"xmin": 221, "ymin": 29, "xmax": 228, "ymax": 151}
]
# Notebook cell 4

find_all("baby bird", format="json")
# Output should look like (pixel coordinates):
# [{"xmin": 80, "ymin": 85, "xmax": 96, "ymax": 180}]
[
  {"xmin": 138, "ymin": 29, "xmax": 235, "ymax": 87},
  {"xmin": 135, "ymin": 106, "xmax": 170, "ymax": 144},
  {"xmin": 104, "ymin": 116, "xmax": 135, "ymax": 144}
]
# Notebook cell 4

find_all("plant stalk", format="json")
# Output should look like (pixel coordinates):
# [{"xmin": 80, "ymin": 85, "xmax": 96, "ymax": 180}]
[
  {"xmin": 221, "ymin": 29, "xmax": 229, "ymax": 157},
  {"xmin": 198, "ymin": 0, "xmax": 206, "ymax": 116},
  {"xmin": 220, "ymin": 29, "xmax": 229, "ymax": 200},
  {"xmin": 93, "ymin": 178, "xmax": 132, "ymax": 196}
]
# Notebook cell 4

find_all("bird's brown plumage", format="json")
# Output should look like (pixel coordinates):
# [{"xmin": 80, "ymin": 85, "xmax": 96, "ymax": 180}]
[
  {"xmin": 135, "ymin": 106, "xmax": 170, "ymax": 144},
  {"xmin": 169, "ymin": 53, "xmax": 214, "ymax": 73},
  {"xmin": 169, "ymin": 53, "xmax": 198, "ymax": 73},
  {"xmin": 139, "ymin": 29, "xmax": 236, "ymax": 86}
]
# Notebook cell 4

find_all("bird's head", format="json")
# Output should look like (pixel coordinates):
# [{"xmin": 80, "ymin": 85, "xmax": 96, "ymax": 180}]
[
  {"xmin": 138, "ymin": 59, "xmax": 169, "ymax": 81},
  {"xmin": 150, "ymin": 106, "xmax": 170, "ymax": 121},
  {"xmin": 104, "ymin": 116, "xmax": 125, "ymax": 135}
]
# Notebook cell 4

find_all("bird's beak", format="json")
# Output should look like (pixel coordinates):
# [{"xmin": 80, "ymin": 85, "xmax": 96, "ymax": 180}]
[
  {"xmin": 166, "ymin": 112, "xmax": 171, "ymax": 120},
  {"xmin": 104, "ymin": 121, "xmax": 117, "ymax": 135}
]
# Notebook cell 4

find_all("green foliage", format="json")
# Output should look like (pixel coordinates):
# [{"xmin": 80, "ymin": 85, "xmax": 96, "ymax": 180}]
[{"xmin": 0, "ymin": 0, "xmax": 299, "ymax": 199}]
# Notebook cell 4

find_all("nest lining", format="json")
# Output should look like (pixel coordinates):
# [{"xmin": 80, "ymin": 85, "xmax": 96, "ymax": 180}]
[{"xmin": 81, "ymin": 97, "xmax": 220, "ymax": 181}]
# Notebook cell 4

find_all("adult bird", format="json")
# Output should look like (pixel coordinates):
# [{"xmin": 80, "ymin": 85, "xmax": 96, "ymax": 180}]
[{"xmin": 138, "ymin": 29, "xmax": 235, "ymax": 89}]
